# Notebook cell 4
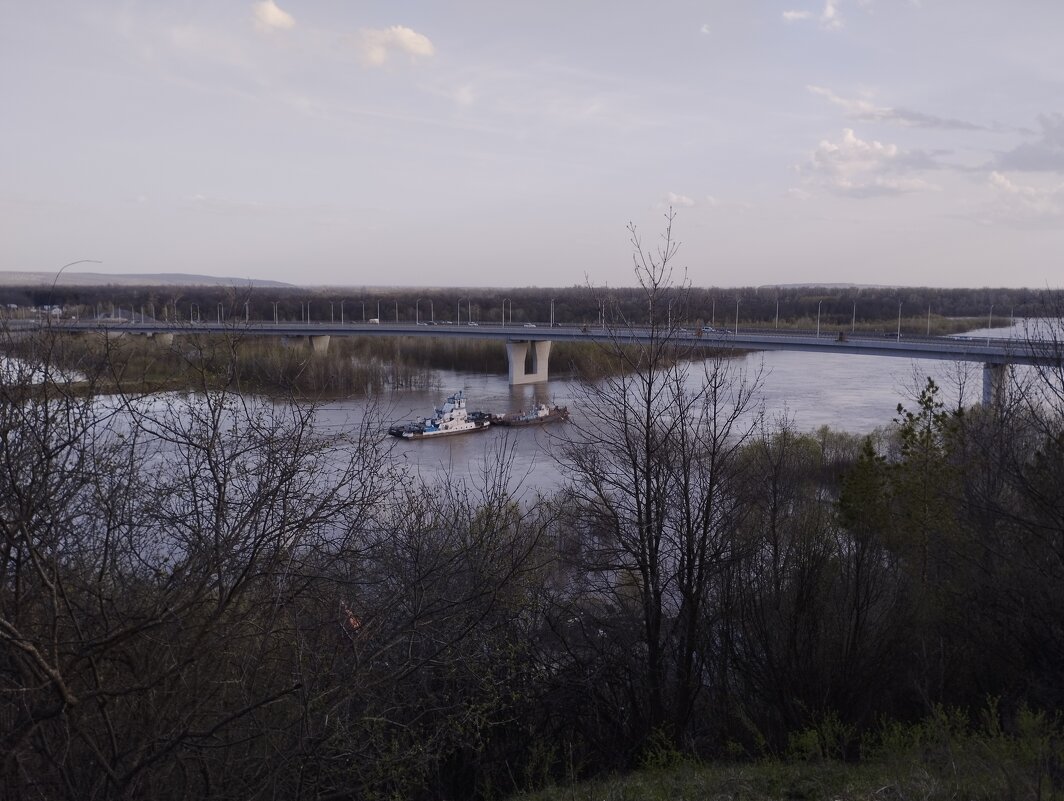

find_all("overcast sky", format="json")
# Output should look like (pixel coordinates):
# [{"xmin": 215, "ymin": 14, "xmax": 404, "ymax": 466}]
[{"xmin": 3, "ymin": 1, "xmax": 1063, "ymax": 288}]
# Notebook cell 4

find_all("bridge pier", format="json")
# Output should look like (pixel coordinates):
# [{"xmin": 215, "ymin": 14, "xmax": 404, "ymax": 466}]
[
  {"xmin": 982, "ymin": 362, "xmax": 1009, "ymax": 408},
  {"xmin": 308, "ymin": 335, "xmax": 331, "ymax": 355},
  {"xmin": 153, "ymin": 332, "xmax": 174, "ymax": 347},
  {"xmin": 506, "ymin": 340, "xmax": 552, "ymax": 385}
]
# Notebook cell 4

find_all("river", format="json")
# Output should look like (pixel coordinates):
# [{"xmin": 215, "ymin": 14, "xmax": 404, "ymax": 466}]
[{"xmin": 312, "ymin": 320, "xmax": 1047, "ymax": 492}]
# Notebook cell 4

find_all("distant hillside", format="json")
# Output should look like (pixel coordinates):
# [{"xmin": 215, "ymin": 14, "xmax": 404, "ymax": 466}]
[{"xmin": 0, "ymin": 271, "xmax": 293, "ymax": 288}]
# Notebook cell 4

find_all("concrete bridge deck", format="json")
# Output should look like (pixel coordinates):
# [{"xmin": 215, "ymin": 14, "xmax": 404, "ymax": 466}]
[{"xmin": 12, "ymin": 318, "xmax": 1063, "ymax": 399}]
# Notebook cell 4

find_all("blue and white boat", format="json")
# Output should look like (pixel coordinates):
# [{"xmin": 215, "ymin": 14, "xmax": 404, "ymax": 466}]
[{"xmin": 388, "ymin": 391, "xmax": 491, "ymax": 439}]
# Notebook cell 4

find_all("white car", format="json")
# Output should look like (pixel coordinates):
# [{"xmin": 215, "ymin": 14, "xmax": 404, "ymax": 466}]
[{"xmin": 523, "ymin": 323, "xmax": 536, "ymax": 328}]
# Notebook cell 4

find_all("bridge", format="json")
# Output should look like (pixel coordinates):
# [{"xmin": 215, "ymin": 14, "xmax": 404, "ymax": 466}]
[{"xmin": 29, "ymin": 317, "xmax": 1058, "ymax": 406}]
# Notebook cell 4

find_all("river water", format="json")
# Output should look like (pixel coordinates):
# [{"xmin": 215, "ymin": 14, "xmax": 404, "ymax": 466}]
[{"xmin": 312, "ymin": 320, "xmax": 1046, "ymax": 492}]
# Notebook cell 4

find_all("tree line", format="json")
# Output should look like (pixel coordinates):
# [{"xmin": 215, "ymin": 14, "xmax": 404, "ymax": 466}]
[
  {"xmin": 1, "ymin": 280, "xmax": 1049, "ymax": 329},
  {"xmin": 4, "ymin": 223, "xmax": 1064, "ymax": 799}
]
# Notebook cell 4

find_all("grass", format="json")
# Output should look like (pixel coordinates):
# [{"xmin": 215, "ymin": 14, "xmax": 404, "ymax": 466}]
[
  {"xmin": 513, "ymin": 754, "xmax": 1063, "ymax": 801},
  {"xmin": 513, "ymin": 704, "xmax": 1064, "ymax": 801}
]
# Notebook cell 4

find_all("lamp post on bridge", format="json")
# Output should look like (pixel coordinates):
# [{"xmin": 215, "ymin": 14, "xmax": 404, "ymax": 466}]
[
  {"xmin": 457, "ymin": 297, "xmax": 465, "ymax": 326},
  {"xmin": 340, "ymin": 299, "xmax": 345, "ymax": 324},
  {"xmin": 897, "ymin": 301, "xmax": 903, "ymax": 342},
  {"xmin": 816, "ymin": 300, "xmax": 822, "ymax": 338},
  {"xmin": 987, "ymin": 305, "xmax": 993, "ymax": 345},
  {"xmin": 272, "ymin": 301, "xmax": 279, "ymax": 324},
  {"xmin": 430, "ymin": 299, "xmax": 434, "ymax": 323},
  {"xmin": 330, "ymin": 302, "xmax": 334, "ymax": 323},
  {"xmin": 416, "ymin": 298, "xmax": 423, "ymax": 324},
  {"xmin": 550, "ymin": 298, "xmax": 556, "ymax": 327},
  {"xmin": 394, "ymin": 300, "xmax": 398, "ymax": 323},
  {"xmin": 852, "ymin": 301, "xmax": 856, "ymax": 333},
  {"xmin": 775, "ymin": 298, "xmax": 779, "ymax": 330},
  {"xmin": 502, "ymin": 298, "xmax": 511, "ymax": 326},
  {"xmin": 735, "ymin": 297, "xmax": 740, "ymax": 335}
]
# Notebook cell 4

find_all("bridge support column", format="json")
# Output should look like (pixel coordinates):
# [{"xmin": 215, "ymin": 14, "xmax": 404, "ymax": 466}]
[
  {"xmin": 308, "ymin": 335, "xmax": 331, "ymax": 355},
  {"xmin": 506, "ymin": 340, "xmax": 552, "ymax": 385},
  {"xmin": 982, "ymin": 362, "xmax": 1009, "ymax": 408},
  {"xmin": 153, "ymin": 332, "xmax": 174, "ymax": 347}
]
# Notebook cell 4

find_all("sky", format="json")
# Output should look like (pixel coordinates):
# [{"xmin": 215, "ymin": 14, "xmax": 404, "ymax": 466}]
[{"xmin": 2, "ymin": 0, "xmax": 1064, "ymax": 288}]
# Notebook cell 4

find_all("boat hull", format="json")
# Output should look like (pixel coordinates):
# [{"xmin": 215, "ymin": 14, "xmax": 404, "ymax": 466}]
[
  {"xmin": 490, "ymin": 407, "xmax": 569, "ymax": 427},
  {"xmin": 389, "ymin": 421, "xmax": 492, "ymax": 439}
]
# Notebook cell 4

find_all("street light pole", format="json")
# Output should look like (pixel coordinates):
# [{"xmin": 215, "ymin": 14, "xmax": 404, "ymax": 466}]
[
  {"xmin": 775, "ymin": 298, "xmax": 779, "ymax": 330},
  {"xmin": 340, "ymin": 300, "xmax": 345, "ymax": 324},
  {"xmin": 430, "ymin": 299, "xmax": 434, "ymax": 323},
  {"xmin": 416, "ymin": 298, "xmax": 422, "ymax": 324},
  {"xmin": 457, "ymin": 297, "xmax": 465, "ymax": 326},
  {"xmin": 816, "ymin": 300, "xmax": 822, "ymax": 338},
  {"xmin": 897, "ymin": 301, "xmax": 903, "ymax": 342},
  {"xmin": 49, "ymin": 259, "xmax": 101, "ymax": 325},
  {"xmin": 550, "ymin": 298, "xmax": 555, "ymax": 327},
  {"xmin": 987, "ymin": 305, "xmax": 994, "ymax": 345},
  {"xmin": 735, "ymin": 298, "xmax": 740, "ymax": 334},
  {"xmin": 852, "ymin": 301, "xmax": 856, "ymax": 332},
  {"xmin": 272, "ymin": 301, "xmax": 278, "ymax": 323}
]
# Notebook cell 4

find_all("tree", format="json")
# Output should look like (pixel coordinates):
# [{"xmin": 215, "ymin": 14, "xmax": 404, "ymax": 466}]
[
  {"xmin": 0, "ymin": 325, "xmax": 393, "ymax": 798},
  {"xmin": 549, "ymin": 212, "xmax": 762, "ymax": 757}
]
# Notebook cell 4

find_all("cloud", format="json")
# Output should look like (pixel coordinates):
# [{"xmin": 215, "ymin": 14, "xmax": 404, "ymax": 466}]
[
  {"xmin": 986, "ymin": 171, "xmax": 1064, "ymax": 225},
  {"xmin": 451, "ymin": 85, "xmax": 476, "ymax": 107},
  {"xmin": 785, "ymin": 188, "xmax": 813, "ymax": 201},
  {"xmin": 357, "ymin": 25, "xmax": 435, "ymax": 67},
  {"xmin": 700, "ymin": 23, "xmax": 711, "ymax": 34},
  {"xmin": 781, "ymin": 1, "xmax": 842, "ymax": 30},
  {"xmin": 801, "ymin": 128, "xmax": 940, "ymax": 197},
  {"xmin": 821, "ymin": 0, "xmax": 842, "ymax": 29},
  {"xmin": 665, "ymin": 192, "xmax": 696, "ymax": 208},
  {"xmin": 996, "ymin": 114, "xmax": 1064, "ymax": 172},
  {"xmin": 252, "ymin": 0, "xmax": 294, "ymax": 32},
  {"xmin": 807, "ymin": 85, "xmax": 986, "ymax": 131}
]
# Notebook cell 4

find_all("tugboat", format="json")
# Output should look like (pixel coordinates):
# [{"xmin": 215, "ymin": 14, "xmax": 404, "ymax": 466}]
[
  {"xmin": 388, "ymin": 391, "xmax": 492, "ymax": 439},
  {"xmin": 490, "ymin": 403, "xmax": 569, "ymax": 427}
]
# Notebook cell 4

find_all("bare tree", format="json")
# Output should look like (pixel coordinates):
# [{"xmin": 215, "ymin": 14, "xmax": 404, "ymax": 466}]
[{"xmin": 550, "ymin": 212, "xmax": 762, "ymax": 752}]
